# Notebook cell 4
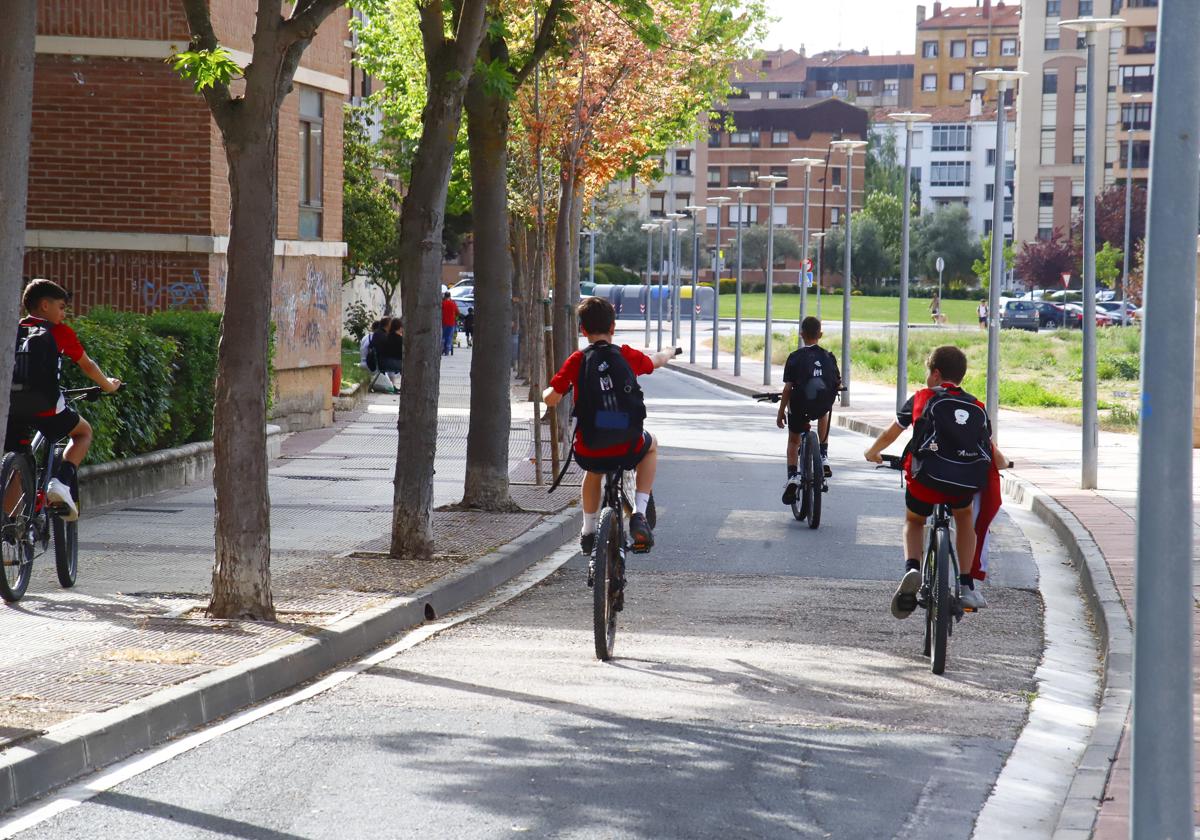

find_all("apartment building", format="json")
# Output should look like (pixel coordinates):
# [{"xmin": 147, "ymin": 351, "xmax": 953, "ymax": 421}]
[
  {"xmin": 728, "ymin": 48, "xmax": 915, "ymax": 109},
  {"xmin": 25, "ymin": 1, "xmax": 350, "ymax": 430},
  {"xmin": 872, "ymin": 101, "xmax": 1016, "ymax": 241},
  {"xmin": 915, "ymin": 0, "xmax": 1021, "ymax": 109}
]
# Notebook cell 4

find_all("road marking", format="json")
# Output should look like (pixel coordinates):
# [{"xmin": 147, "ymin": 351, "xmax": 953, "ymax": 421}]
[
  {"xmin": 0, "ymin": 543, "xmax": 578, "ymax": 838},
  {"xmin": 715, "ymin": 510, "xmax": 792, "ymax": 541}
]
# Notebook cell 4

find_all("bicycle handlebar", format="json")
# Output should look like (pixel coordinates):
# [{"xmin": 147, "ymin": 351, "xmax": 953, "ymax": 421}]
[
  {"xmin": 878, "ymin": 454, "xmax": 903, "ymax": 470},
  {"xmin": 64, "ymin": 386, "xmax": 119, "ymax": 403},
  {"xmin": 752, "ymin": 392, "xmax": 783, "ymax": 403}
]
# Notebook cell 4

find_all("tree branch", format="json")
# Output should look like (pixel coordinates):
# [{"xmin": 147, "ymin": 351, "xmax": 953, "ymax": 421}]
[
  {"xmin": 179, "ymin": 0, "xmax": 234, "ymax": 115},
  {"xmin": 419, "ymin": 0, "xmax": 447, "ymax": 73},
  {"xmin": 512, "ymin": 0, "xmax": 567, "ymax": 89},
  {"xmin": 449, "ymin": 0, "xmax": 489, "ymax": 77},
  {"xmin": 283, "ymin": 0, "xmax": 348, "ymax": 44}
]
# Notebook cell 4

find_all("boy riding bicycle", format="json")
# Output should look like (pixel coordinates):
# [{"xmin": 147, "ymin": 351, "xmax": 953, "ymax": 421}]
[
  {"xmin": 7, "ymin": 280, "xmax": 122, "ymax": 521},
  {"xmin": 543, "ymin": 297, "xmax": 678, "ymax": 555},
  {"xmin": 863, "ymin": 346, "xmax": 1007, "ymax": 615},
  {"xmin": 779, "ymin": 316, "xmax": 840, "ymax": 505}
]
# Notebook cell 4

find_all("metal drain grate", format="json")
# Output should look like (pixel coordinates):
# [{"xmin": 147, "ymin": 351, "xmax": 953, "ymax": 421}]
[
  {"xmin": 281, "ymin": 475, "xmax": 364, "ymax": 482},
  {"xmin": 121, "ymin": 508, "xmax": 185, "ymax": 514}
]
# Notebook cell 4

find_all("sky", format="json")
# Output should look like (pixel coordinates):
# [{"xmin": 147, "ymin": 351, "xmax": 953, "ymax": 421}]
[{"xmin": 760, "ymin": 0, "xmax": 918, "ymax": 58}]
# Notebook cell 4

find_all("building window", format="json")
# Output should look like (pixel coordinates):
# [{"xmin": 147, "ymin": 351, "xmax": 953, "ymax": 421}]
[
  {"xmin": 707, "ymin": 166, "xmax": 721, "ymax": 187},
  {"xmin": 831, "ymin": 166, "xmax": 842, "ymax": 187},
  {"xmin": 1121, "ymin": 102, "xmax": 1152, "ymax": 130},
  {"xmin": 911, "ymin": 166, "xmax": 922, "ymax": 184},
  {"xmin": 1120, "ymin": 140, "xmax": 1152, "ymax": 169},
  {"xmin": 298, "ymin": 88, "xmax": 324, "ymax": 240},
  {"xmin": 883, "ymin": 78, "xmax": 900, "ymax": 94},
  {"xmin": 1044, "ymin": 37, "xmax": 1060, "ymax": 51},
  {"xmin": 922, "ymin": 41, "xmax": 939, "ymax": 58},
  {"xmin": 830, "ymin": 208, "xmax": 841, "ymax": 224},
  {"xmin": 1078, "ymin": 0, "xmax": 1093, "ymax": 14},
  {"xmin": 972, "ymin": 39, "xmax": 989, "ymax": 57},
  {"xmin": 931, "ymin": 124, "xmax": 970, "ymax": 151},
  {"xmin": 706, "ymin": 206, "xmax": 719, "ymax": 226},
  {"xmin": 1046, "ymin": 0, "xmax": 1061, "ymax": 14},
  {"xmin": 985, "ymin": 183, "xmax": 995, "ymax": 201},
  {"xmin": 709, "ymin": 128, "xmax": 722, "ymax": 146},
  {"xmin": 674, "ymin": 193, "xmax": 691, "ymax": 213},
  {"xmin": 674, "ymin": 151, "xmax": 692, "ymax": 175},
  {"xmin": 986, "ymin": 149, "xmax": 997, "ymax": 166},
  {"xmin": 728, "ymin": 166, "xmax": 757, "ymax": 186},
  {"xmin": 929, "ymin": 162, "xmax": 970, "ymax": 187},
  {"xmin": 770, "ymin": 166, "xmax": 788, "ymax": 187},
  {"xmin": 983, "ymin": 219, "xmax": 993, "ymax": 236},
  {"xmin": 730, "ymin": 204, "xmax": 758, "ymax": 226},
  {"xmin": 1038, "ymin": 227, "xmax": 1053, "ymax": 241},
  {"xmin": 1039, "ymin": 187, "xmax": 1054, "ymax": 207},
  {"xmin": 730, "ymin": 130, "xmax": 761, "ymax": 146},
  {"xmin": 1040, "ymin": 128, "xmax": 1056, "ymax": 164},
  {"xmin": 772, "ymin": 206, "xmax": 788, "ymax": 227},
  {"xmin": 911, "ymin": 130, "xmax": 924, "ymax": 149},
  {"xmin": 1042, "ymin": 71, "xmax": 1058, "ymax": 94},
  {"xmin": 772, "ymin": 130, "xmax": 790, "ymax": 145},
  {"xmin": 650, "ymin": 192, "xmax": 665, "ymax": 217},
  {"xmin": 1001, "ymin": 38, "xmax": 1018, "ymax": 56},
  {"xmin": 857, "ymin": 80, "xmax": 873, "ymax": 95},
  {"xmin": 949, "ymin": 74, "xmax": 966, "ymax": 91},
  {"xmin": 922, "ymin": 74, "xmax": 937, "ymax": 92},
  {"xmin": 1119, "ymin": 65, "xmax": 1155, "ymax": 93},
  {"xmin": 950, "ymin": 40, "xmax": 966, "ymax": 58}
]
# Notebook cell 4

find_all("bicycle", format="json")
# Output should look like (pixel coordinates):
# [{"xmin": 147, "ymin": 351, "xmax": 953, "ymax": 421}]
[
  {"xmin": 588, "ymin": 467, "xmax": 656, "ymax": 661},
  {"xmin": 0, "ymin": 387, "xmax": 111, "ymax": 602},
  {"xmin": 754, "ymin": 391, "xmax": 832, "ymax": 529}
]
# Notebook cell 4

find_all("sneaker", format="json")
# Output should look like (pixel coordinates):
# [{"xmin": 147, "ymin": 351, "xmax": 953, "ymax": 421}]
[
  {"xmin": 628, "ymin": 512, "xmax": 654, "ymax": 552},
  {"xmin": 960, "ymin": 585, "xmax": 988, "ymax": 611},
  {"xmin": 822, "ymin": 456, "xmax": 832, "ymax": 479},
  {"xmin": 580, "ymin": 532, "xmax": 596, "ymax": 556},
  {"xmin": 47, "ymin": 478, "xmax": 79, "ymax": 522},
  {"xmin": 782, "ymin": 476, "xmax": 799, "ymax": 505},
  {"xmin": 890, "ymin": 568, "xmax": 921, "ymax": 619}
]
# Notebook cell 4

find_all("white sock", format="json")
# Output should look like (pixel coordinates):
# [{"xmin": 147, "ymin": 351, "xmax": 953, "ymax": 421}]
[
  {"xmin": 635, "ymin": 492, "xmax": 651, "ymax": 516},
  {"xmin": 582, "ymin": 511, "xmax": 599, "ymax": 535}
]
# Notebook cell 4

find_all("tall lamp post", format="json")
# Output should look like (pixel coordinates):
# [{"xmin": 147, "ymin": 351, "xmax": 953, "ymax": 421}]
[
  {"xmin": 728, "ymin": 186, "xmax": 752, "ymax": 377},
  {"xmin": 975, "ymin": 69, "xmax": 1026, "ymax": 439},
  {"xmin": 641, "ymin": 222, "xmax": 657, "ymax": 346},
  {"xmin": 581, "ymin": 229, "xmax": 599, "ymax": 287},
  {"xmin": 707, "ymin": 196, "xmax": 730, "ymax": 369},
  {"xmin": 829, "ymin": 139, "xmax": 867, "ymax": 407},
  {"xmin": 666, "ymin": 211, "xmax": 686, "ymax": 346},
  {"xmin": 758, "ymin": 174, "xmax": 787, "ymax": 386},
  {"xmin": 1121, "ymin": 92, "xmax": 1144, "ymax": 326},
  {"xmin": 887, "ymin": 113, "xmax": 931, "ymax": 413},
  {"xmin": 791, "ymin": 157, "xmax": 823, "ymax": 325},
  {"xmin": 811, "ymin": 231, "xmax": 827, "ymax": 319},
  {"xmin": 1058, "ymin": 18, "xmax": 1122, "ymax": 488},
  {"xmin": 685, "ymin": 204, "xmax": 706, "ymax": 363},
  {"xmin": 656, "ymin": 217, "xmax": 670, "ymax": 351}
]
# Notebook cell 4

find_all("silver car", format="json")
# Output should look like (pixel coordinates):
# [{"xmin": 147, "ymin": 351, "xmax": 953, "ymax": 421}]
[{"xmin": 1000, "ymin": 299, "xmax": 1039, "ymax": 332}]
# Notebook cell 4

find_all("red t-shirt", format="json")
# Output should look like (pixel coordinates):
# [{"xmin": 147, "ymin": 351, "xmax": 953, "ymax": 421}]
[
  {"xmin": 897, "ymin": 383, "xmax": 987, "ymax": 504},
  {"xmin": 441, "ymin": 298, "xmax": 459, "ymax": 327},
  {"xmin": 20, "ymin": 317, "xmax": 85, "ymax": 417},
  {"xmin": 550, "ymin": 343, "xmax": 654, "ymax": 458}
]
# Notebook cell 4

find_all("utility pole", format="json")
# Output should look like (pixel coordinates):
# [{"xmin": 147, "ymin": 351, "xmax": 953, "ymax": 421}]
[
  {"xmin": 729, "ymin": 186, "xmax": 751, "ymax": 377},
  {"xmin": 641, "ymin": 222, "xmax": 656, "ymax": 347},
  {"xmin": 792, "ymin": 158, "xmax": 822, "ymax": 325},
  {"xmin": 830, "ymin": 139, "xmax": 867, "ymax": 407},
  {"xmin": 888, "ymin": 113, "xmax": 930, "ymax": 413},
  {"xmin": 685, "ymin": 205, "xmax": 705, "ymax": 364},
  {"xmin": 758, "ymin": 175, "xmax": 786, "ymax": 386},
  {"xmin": 708, "ymin": 196, "xmax": 730, "ymax": 370},
  {"xmin": 1121, "ymin": 92, "xmax": 1144, "ymax": 327}
]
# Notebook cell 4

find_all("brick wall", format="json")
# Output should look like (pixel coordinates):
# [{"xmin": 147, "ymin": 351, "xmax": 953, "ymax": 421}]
[
  {"xmin": 38, "ymin": 0, "xmax": 190, "ymax": 40},
  {"xmin": 276, "ymin": 88, "xmax": 345, "ymax": 242},
  {"xmin": 22, "ymin": 249, "xmax": 211, "ymax": 313}
]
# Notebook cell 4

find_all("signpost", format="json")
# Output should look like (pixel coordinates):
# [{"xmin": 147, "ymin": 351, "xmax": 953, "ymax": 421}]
[
  {"xmin": 1061, "ymin": 272, "xmax": 1072, "ymax": 289},
  {"xmin": 936, "ymin": 256, "xmax": 945, "ymax": 302}
]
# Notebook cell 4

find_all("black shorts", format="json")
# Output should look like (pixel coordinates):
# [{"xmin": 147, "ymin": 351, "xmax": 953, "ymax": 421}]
[
  {"xmin": 573, "ymin": 432, "xmax": 653, "ymax": 474},
  {"xmin": 786, "ymin": 409, "xmax": 827, "ymax": 434},
  {"xmin": 905, "ymin": 489, "xmax": 973, "ymax": 518},
  {"xmin": 5, "ymin": 409, "xmax": 81, "ymax": 453}
]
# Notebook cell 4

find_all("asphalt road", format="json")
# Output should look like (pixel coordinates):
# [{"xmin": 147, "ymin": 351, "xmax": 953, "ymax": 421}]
[{"xmin": 14, "ymin": 367, "xmax": 1044, "ymax": 840}]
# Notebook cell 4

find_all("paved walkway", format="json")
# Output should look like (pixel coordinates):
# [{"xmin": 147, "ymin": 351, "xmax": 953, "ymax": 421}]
[
  {"xmin": 0, "ymin": 349, "xmax": 577, "ymax": 751},
  {"xmin": 615, "ymin": 320, "xmax": 1172, "ymax": 838}
]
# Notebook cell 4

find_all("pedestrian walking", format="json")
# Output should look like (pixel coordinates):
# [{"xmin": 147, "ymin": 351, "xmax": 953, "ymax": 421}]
[
  {"xmin": 462, "ymin": 307, "xmax": 474, "ymax": 348},
  {"xmin": 441, "ymin": 292, "xmax": 458, "ymax": 356},
  {"xmin": 977, "ymin": 299, "xmax": 988, "ymax": 330},
  {"xmin": 929, "ymin": 293, "xmax": 946, "ymax": 326}
]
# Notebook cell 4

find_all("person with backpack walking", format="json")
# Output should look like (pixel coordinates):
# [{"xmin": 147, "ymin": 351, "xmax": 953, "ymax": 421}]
[
  {"xmin": 778, "ymin": 316, "xmax": 841, "ymax": 506},
  {"xmin": 8, "ymin": 279, "xmax": 122, "ymax": 521},
  {"xmin": 863, "ymin": 345, "xmax": 1008, "ymax": 614},
  {"xmin": 543, "ymin": 296, "xmax": 678, "ymax": 555}
]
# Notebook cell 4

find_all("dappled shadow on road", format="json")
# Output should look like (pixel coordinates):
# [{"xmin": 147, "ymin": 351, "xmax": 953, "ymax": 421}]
[{"xmin": 90, "ymin": 790, "xmax": 308, "ymax": 840}]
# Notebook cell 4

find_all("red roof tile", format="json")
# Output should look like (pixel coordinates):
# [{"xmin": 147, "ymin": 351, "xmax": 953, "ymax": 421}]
[{"xmin": 919, "ymin": 2, "xmax": 1020, "ymax": 29}]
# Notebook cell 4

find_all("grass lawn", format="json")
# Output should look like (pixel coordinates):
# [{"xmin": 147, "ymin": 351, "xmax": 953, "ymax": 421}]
[
  {"xmin": 716, "ymin": 293, "xmax": 980, "ymax": 325},
  {"xmin": 719, "ymin": 326, "xmax": 1142, "ymax": 433},
  {"xmin": 341, "ymin": 347, "xmax": 372, "ymax": 387}
]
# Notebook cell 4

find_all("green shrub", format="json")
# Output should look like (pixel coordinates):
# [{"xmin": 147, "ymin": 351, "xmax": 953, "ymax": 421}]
[{"xmin": 145, "ymin": 310, "xmax": 223, "ymax": 448}]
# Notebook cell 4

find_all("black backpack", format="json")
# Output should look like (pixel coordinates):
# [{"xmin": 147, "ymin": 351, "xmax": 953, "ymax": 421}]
[
  {"xmin": 909, "ymin": 386, "xmax": 992, "ymax": 495},
  {"xmin": 572, "ymin": 342, "xmax": 646, "ymax": 451},
  {"xmin": 11, "ymin": 321, "xmax": 61, "ymax": 415},
  {"xmin": 788, "ymin": 346, "xmax": 839, "ymax": 421},
  {"xmin": 365, "ymin": 333, "xmax": 381, "ymax": 373}
]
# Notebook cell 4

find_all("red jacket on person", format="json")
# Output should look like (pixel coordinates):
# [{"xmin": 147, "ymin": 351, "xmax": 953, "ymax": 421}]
[{"xmin": 441, "ymin": 298, "xmax": 458, "ymax": 328}]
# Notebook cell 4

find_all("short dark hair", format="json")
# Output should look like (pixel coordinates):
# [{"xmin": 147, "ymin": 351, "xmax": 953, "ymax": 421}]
[
  {"xmin": 378, "ymin": 316, "xmax": 391, "ymax": 332},
  {"xmin": 23, "ymin": 279, "xmax": 69, "ymax": 313},
  {"xmin": 927, "ymin": 345, "xmax": 968, "ymax": 384},
  {"xmin": 370, "ymin": 320, "xmax": 381, "ymax": 332},
  {"xmin": 800, "ymin": 316, "xmax": 821, "ymax": 341},
  {"xmin": 443, "ymin": 291, "xmax": 451, "ymax": 299},
  {"xmin": 577, "ymin": 296, "xmax": 616, "ymax": 336}
]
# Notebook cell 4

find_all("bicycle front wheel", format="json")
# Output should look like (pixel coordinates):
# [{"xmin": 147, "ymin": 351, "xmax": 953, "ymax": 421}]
[
  {"xmin": 53, "ymin": 516, "xmax": 78, "ymax": 588},
  {"xmin": 806, "ymin": 430, "xmax": 822, "ymax": 530},
  {"xmin": 930, "ymin": 527, "xmax": 952, "ymax": 675},
  {"xmin": 0, "ymin": 453, "xmax": 35, "ymax": 602},
  {"xmin": 592, "ymin": 508, "xmax": 620, "ymax": 661}
]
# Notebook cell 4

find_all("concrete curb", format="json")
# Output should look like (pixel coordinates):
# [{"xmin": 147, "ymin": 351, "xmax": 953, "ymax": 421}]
[
  {"xmin": 0, "ymin": 506, "xmax": 582, "ymax": 814},
  {"xmin": 668, "ymin": 363, "xmax": 761, "ymax": 398},
  {"xmin": 835, "ymin": 413, "xmax": 1130, "ymax": 840}
]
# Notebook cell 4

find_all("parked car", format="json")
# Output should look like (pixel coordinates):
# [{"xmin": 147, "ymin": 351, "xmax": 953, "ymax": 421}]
[
  {"xmin": 1034, "ymin": 301, "xmax": 1072, "ymax": 328},
  {"xmin": 1063, "ymin": 303, "xmax": 1116, "ymax": 327},
  {"xmin": 1097, "ymin": 300, "xmax": 1137, "ymax": 325},
  {"xmin": 1000, "ymin": 299, "xmax": 1039, "ymax": 331}
]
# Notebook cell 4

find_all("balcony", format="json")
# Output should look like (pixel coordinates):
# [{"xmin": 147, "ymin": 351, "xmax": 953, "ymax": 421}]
[{"xmin": 1125, "ymin": 43, "xmax": 1157, "ymax": 55}]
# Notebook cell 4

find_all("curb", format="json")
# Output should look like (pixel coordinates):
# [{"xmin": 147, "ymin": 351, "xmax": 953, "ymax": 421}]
[
  {"xmin": 835, "ymin": 413, "xmax": 1130, "ymax": 839},
  {"xmin": 668, "ymin": 363, "xmax": 760, "ymax": 398},
  {"xmin": 0, "ymin": 506, "xmax": 582, "ymax": 814}
]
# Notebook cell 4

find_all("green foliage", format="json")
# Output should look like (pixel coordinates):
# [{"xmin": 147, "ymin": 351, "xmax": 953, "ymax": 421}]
[
  {"xmin": 972, "ymin": 233, "xmax": 1015, "ymax": 289},
  {"xmin": 734, "ymin": 225, "xmax": 803, "ymax": 273},
  {"xmin": 167, "ymin": 48, "xmax": 243, "ymax": 92},
  {"xmin": 911, "ymin": 205, "xmax": 981, "ymax": 283},
  {"xmin": 866, "ymin": 129, "xmax": 920, "ymax": 207},
  {"xmin": 1095, "ymin": 241, "xmax": 1122, "ymax": 291},
  {"xmin": 144, "ymin": 310, "xmax": 223, "ymax": 449},
  {"xmin": 343, "ymin": 109, "xmax": 402, "ymax": 307},
  {"xmin": 344, "ymin": 300, "xmax": 375, "ymax": 342},
  {"xmin": 821, "ymin": 215, "xmax": 891, "ymax": 283},
  {"xmin": 592, "ymin": 208, "xmax": 652, "ymax": 270}
]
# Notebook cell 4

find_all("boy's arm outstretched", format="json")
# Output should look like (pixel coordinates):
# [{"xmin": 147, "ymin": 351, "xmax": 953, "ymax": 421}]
[
  {"xmin": 76, "ymin": 352, "xmax": 121, "ymax": 393},
  {"xmin": 864, "ymin": 422, "xmax": 905, "ymax": 463}
]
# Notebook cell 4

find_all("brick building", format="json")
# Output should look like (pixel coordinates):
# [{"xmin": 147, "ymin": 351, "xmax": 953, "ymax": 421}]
[{"xmin": 26, "ymin": 2, "xmax": 350, "ymax": 430}]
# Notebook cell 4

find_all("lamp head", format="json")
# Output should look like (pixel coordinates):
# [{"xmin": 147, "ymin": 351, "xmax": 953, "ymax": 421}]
[
  {"xmin": 887, "ymin": 112, "xmax": 931, "ymax": 125},
  {"xmin": 707, "ymin": 196, "xmax": 731, "ymax": 204},
  {"xmin": 974, "ymin": 68, "xmax": 1028, "ymax": 87},
  {"xmin": 790, "ymin": 157, "xmax": 824, "ymax": 168},
  {"xmin": 757, "ymin": 175, "xmax": 787, "ymax": 187},
  {"xmin": 1058, "ymin": 17, "xmax": 1124, "ymax": 34}
]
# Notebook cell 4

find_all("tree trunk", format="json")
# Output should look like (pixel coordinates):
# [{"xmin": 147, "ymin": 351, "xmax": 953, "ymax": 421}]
[
  {"xmin": 460, "ymin": 48, "xmax": 516, "ymax": 511},
  {"xmin": 552, "ymin": 172, "xmax": 576, "ymax": 371},
  {"xmin": 0, "ymin": 1, "xmax": 36, "ymax": 430},
  {"xmin": 510, "ymin": 216, "xmax": 530, "ymax": 384},
  {"xmin": 209, "ymin": 119, "xmax": 279, "ymax": 620}
]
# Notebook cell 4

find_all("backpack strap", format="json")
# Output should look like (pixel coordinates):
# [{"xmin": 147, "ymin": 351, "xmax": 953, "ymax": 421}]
[{"xmin": 548, "ymin": 421, "xmax": 577, "ymax": 493}]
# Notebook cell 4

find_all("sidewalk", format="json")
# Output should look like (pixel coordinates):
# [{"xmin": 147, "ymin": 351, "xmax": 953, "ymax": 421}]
[
  {"xmin": 0, "ymin": 348, "xmax": 579, "ymax": 805},
  {"xmin": 627, "ymin": 320, "xmax": 1166, "ymax": 838}
]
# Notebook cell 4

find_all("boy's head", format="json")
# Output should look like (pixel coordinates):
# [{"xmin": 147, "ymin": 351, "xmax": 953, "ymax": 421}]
[
  {"xmin": 577, "ymin": 296, "xmax": 616, "ymax": 339},
  {"xmin": 370, "ymin": 320, "xmax": 381, "ymax": 332},
  {"xmin": 23, "ymin": 279, "xmax": 70, "ymax": 324},
  {"xmin": 468, "ymin": 307, "xmax": 474, "ymax": 315},
  {"xmin": 926, "ymin": 345, "xmax": 968, "ymax": 387},
  {"xmin": 443, "ymin": 291, "xmax": 451, "ymax": 300},
  {"xmin": 800, "ymin": 316, "xmax": 822, "ymax": 344}
]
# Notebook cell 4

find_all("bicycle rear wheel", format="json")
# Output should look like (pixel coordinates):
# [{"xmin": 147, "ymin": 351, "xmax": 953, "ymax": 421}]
[
  {"xmin": 53, "ymin": 516, "xmax": 78, "ymax": 588},
  {"xmin": 793, "ymin": 438, "xmax": 809, "ymax": 522},
  {"xmin": 0, "ymin": 453, "xmax": 35, "ymax": 603},
  {"xmin": 592, "ymin": 508, "xmax": 620, "ymax": 661},
  {"xmin": 806, "ymin": 430, "xmax": 822, "ymax": 530},
  {"xmin": 930, "ymin": 527, "xmax": 952, "ymax": 675}
]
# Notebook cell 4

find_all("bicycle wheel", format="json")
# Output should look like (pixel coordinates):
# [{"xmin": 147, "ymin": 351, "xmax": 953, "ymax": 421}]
[
  {"xmin": 592, "ymin": 508, "xmax": 620, "ymax": 661},
  {"xmin": 53, "ymin": 516, "xmax": 78, "ymax": 588},
  {"xmin": 930, "ymin": 527, "xmax": 952, "ymax": 675},
  {"xmin": 0, "ymin": 453, "xmax": 35, "ymax": 603},
  {"xmin": 793, "ymin": 439, "xmax": 809, "ymax": 521},
  {"xmin": 806, "ymin": 430, "xmax": 822, "ymax": 530}
]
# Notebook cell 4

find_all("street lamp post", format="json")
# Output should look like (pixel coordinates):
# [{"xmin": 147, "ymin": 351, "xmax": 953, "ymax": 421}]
[
  {"xmin": 811, "ymin": 231, "xmax": 827, "ymax": 320},
  {"xmin": 685, "ymin": 204, "xmax": 706, "ymax": 363},
  {"xmin": 641, "ymin": 222, "xmax": 656, "ymax": 346},
  {"xmin": 830, "ymin": 139, "xmax": 867, "ymax": 407},
  {"xmin": 1058, "ymin": 19, "xmax": 1121, "ymax": 488},
  {"xmin": 1121, "ymin": 92, "xmax": 1144, "ymax": 327},
  {"xmin": 707, "ymin": 196, "xmax": 730, "ymax": 370},
  {"xmin": 975, "ymin": 69, "xmax": 1027, "ymax": 440},
  {"xmin": 758, "ymin": 174, "xmax": 787, "ymax": 386},
  {"xmin": 887, "ymin": 113, "xmax": 931, "ymax": 413},
  {"xmin": 582, "ymin": 229, "xmax": 599, "ymax": 287},
  {"xmin": 656, "ymin": 217, "xmax": 669, "ymax": 351},
  {"xmin": 666, "ymin": 212, "xmax": 685, "ymax": 346},
  {"xmin": 728, "ymin": 186, "xmax": 752, "ymax": 377},
  {"xmin": 791, "ymin": 158, "xmax": 823, "ymax": 325}
]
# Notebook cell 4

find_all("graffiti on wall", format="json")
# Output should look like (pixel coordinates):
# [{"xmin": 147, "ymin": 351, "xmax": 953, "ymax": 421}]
[
  {"xmin": 140, "ymin": 271, "xmax": 211, "ymax": 311},
  {"xmin": 273, "ymin": 258, "xmax": 339, "ymax": 368}
]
